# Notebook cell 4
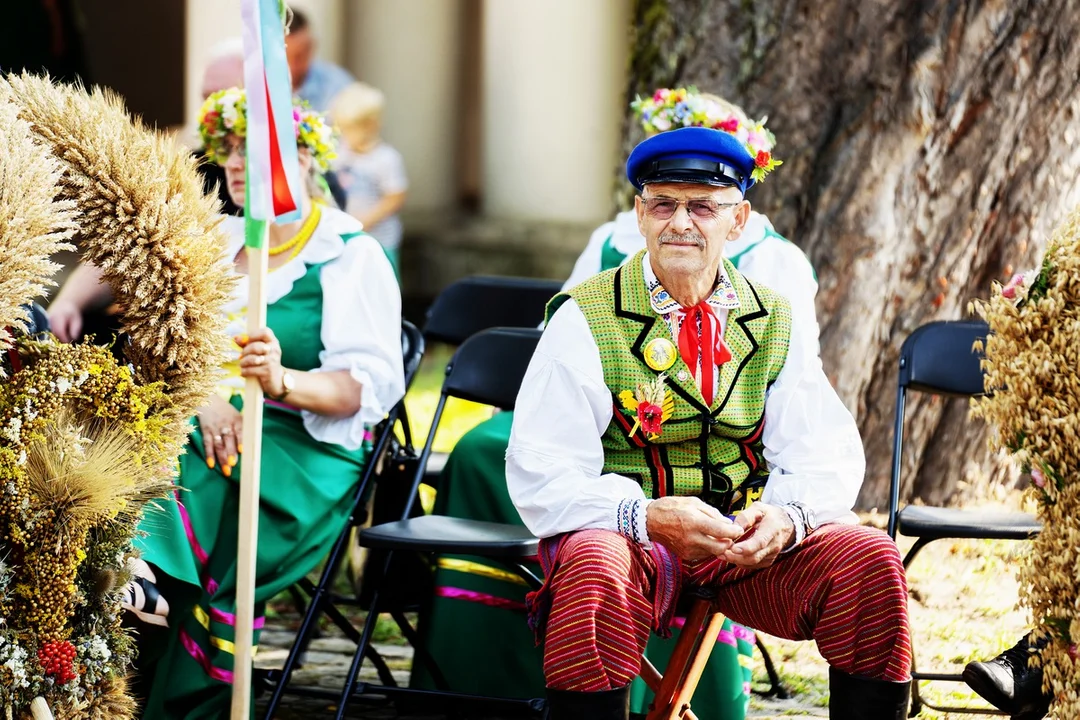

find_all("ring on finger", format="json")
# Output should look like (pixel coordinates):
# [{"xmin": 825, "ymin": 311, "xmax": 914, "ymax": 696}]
[
  {"xmin": 254, "ymin": 355, "xmax": 264, "ymax": 365},
  {"xmin": 221, "ymin": 427, "xmax": 232, "ymax": 436},
  {"xmin": 213, "ymin": 435, "xmax": 223, "ymax": 443}
]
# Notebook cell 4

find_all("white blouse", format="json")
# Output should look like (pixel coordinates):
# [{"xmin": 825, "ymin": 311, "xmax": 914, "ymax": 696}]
[
  {"xmin": 218, "ymin": 206, "xmax": 405, "ymax": 450},
  {"xmin": 506, "ymin": 253, "xmax": 863, "ymax": 544}
]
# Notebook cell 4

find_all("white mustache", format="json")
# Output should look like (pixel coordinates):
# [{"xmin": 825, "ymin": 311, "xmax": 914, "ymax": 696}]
[{"xmin": 659, "ymin": 232, "xmax": 705, "ymax": 247}]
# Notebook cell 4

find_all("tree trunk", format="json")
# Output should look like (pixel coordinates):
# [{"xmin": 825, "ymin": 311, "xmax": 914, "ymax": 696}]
[{"xmin": 623, "ymin": 0, "xmax": 1080, "ymax": 508}]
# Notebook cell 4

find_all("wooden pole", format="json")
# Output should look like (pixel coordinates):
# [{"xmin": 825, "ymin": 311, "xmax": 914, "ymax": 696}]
[{"xmin": 231, "ymin": 227, "xmax": 269, "ymax": 719}]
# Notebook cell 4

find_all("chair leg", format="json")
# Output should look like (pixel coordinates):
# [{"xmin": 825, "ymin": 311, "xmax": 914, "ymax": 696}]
[
  {"xmin": 334, "ymin": 587, "xmax": 385, "ymax": 720},
  {"xmin": 389, "ymin": 608, "xmax": 451, "ymax": 690},
  {"xmin": 263, "ymin": 564, "xmax": 347, "ymax": 717},
  {"xmin": 903, "ymin": 537, "xmax": 932, "ymax": 718},
  {"xmin": 645, "ymin": 599, "xmax": 722, "ymax": 720},
  {"xmin": 754, "ymin": 636, "xmax": 789, "ymax": 699}
]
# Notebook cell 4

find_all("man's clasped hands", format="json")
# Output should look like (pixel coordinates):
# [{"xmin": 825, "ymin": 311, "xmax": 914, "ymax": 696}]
[{"xmin": 645, "ymin": 496, "xmax": 796, "ymax": 568}]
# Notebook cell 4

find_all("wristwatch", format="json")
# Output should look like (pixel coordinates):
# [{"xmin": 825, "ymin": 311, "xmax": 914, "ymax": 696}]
[
  {"xmin": 270, "ymin": 371, "xmax": 296, "ymax": 401},
  {"xmin": 782, "ymin": 502, "xmax": 817, "ymax": 548}
]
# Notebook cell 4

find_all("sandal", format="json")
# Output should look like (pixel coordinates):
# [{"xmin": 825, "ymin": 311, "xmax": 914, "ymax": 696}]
[{"xmin": 121, "ymin": 559, "xmax": 170, "ymax": 628}]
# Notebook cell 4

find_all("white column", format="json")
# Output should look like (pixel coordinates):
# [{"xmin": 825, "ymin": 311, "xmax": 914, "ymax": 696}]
[
  {"xmin": 482, "ymin": 0, "xmax": 631, "ymax": 224},
  {"xmin": 346, "ymin": 0, "xmax": 464, "ymax": 212}
]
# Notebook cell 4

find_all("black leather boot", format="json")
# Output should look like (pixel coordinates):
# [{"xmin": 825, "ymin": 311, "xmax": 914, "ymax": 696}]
[
  {"xmin": 963, "ymin": 632, "xmax": 1051, "ymax": 718},
  {"xmin": 829, "ymin": 667, "xmax": 911, "ymax": 720},
  {"xmin": 546, "ymin": 686, "xmax": 630, "ymax": 720}
]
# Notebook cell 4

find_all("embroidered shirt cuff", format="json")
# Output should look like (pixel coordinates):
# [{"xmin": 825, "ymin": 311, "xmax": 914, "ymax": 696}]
[
  {"xmin": 616, "ymin": 498, "xmax": 652, "ymax": 546},
  {"xmin": 780, "ymin": 502, "xmax": 808, "ymax": 553}
]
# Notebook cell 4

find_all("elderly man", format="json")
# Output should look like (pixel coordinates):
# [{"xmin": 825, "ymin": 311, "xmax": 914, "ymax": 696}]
[{"xmin": 506, "ymin": 127, "xmax": 912, "ymax": 720}]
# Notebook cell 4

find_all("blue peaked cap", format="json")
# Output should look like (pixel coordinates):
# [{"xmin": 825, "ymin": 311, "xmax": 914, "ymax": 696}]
[{"xmin": 625, "ymin": 126, "xmax": 756, "ymax": 194}]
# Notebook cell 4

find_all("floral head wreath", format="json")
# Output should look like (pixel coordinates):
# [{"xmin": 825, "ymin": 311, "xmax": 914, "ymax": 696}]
[
  {"xmin": 198, "ymin": 87, "xmax": 337, "ymax": 173},
  {"xmin": 630, "ymin": 87, "xmax": 782, "ymax": 183}
]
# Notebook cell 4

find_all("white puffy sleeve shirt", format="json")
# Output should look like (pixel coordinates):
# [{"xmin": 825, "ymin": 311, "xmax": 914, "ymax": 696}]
[
  {"xmin": 506, "ymin": 273, "xmax": 863, "ymax": 543},
  {"xmin": 219, "ymin": 209, "xmax": 405, "ymax": 451}
]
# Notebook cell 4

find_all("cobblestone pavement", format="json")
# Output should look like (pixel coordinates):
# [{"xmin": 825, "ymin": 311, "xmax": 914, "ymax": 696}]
[{"xmin": 254, "ymin": 627, "xmax": 828, "ymax": 719}]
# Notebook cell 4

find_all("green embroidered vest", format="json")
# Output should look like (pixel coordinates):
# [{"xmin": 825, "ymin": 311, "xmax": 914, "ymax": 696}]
[{"xmin": 548, "ymin": 250, "xmax": 792, "ymax": 513}]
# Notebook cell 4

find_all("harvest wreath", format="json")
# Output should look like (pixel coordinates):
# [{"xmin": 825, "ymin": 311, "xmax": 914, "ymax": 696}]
[
  {"xmin": 972, "ymin": 205, "xmax": 1080, "ymax": 717},
  {"xmin": 0, "ymin": 74, "xmax": 232, "ymax": 718}
]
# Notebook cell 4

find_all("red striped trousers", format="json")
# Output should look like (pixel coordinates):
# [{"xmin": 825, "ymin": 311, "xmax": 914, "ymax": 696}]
[{"xmin": 537, "ymin": 524, "xmax": 911, "ymax": 691}]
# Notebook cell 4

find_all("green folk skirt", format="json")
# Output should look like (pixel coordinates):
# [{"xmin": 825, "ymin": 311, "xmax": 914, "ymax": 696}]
[{"xmin": 135, "ymin": 402, "xmax": 367, "ymax": 719}]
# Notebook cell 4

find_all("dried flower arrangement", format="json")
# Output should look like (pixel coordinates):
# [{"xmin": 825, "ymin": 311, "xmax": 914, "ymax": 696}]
[
  {"xmin": 0, "ymin": 74, "xmax": 232, "ymax": 718},
  {"xmin": 971, "ymin": 205, "xmax": 1080, "ymax": 717}
]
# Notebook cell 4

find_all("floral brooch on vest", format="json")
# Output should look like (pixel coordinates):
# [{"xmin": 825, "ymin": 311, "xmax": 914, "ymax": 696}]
[{"xmin": 618, "ymin": 374, "xmax": 675, "ymax": 441}]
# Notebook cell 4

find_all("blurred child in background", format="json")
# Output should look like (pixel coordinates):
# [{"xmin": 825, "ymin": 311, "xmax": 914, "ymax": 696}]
[{"xmin": 330, "ymin": 82, "xmax": 408, "ymax": 273}]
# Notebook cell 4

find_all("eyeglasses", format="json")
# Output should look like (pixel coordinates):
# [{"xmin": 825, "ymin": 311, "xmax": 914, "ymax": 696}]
[
  {"xmin": 224, "ymin": 139, "xmax": 246, "ymax": 158},
  {"xmin": 642, "ymin": 196, "xmax": 740, "ymax": 221}
]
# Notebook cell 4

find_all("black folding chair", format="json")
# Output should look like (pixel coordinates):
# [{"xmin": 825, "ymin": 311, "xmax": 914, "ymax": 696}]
[
  {"xmin": 259, "ymin": 320, "xmax": 426, "ymax": 716},
  {"xmin": 422, "ymin": 275, "xmax": 563, "ymax": 345},
  {"xmin": 332, "ymin": 327, "xmax": 545, "ymax": 719},
  {"xmin": 418, "ymin": 274, "xmax": 561, "ymax": 485},
  {"xmin": 887, "ymin": 320, "xmax": 1041, "ymax": 717}
]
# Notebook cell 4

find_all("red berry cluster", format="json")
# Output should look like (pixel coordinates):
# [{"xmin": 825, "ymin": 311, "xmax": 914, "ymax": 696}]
[{"xmin": 38, "ymin": 641, "xmax": 78, "ymax": 684}]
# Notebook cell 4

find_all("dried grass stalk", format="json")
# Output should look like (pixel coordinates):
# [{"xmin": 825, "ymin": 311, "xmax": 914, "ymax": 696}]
[
  {"xmin": 971, "ymin": 204, "xmax": 1080, "ymax": 717},
  {"xmin": 0, "ymin": 97, "xmax": 75, "ymax": 353},
  {"xmin": 0, "ymin": 74, "xmax": 235, "ymax": 455}
]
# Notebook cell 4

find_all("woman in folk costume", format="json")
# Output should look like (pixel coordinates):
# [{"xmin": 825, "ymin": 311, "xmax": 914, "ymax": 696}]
[
  {"xmin": 129, "ymin": 87, "xmax": 405, "ymax": 718},
  {"xmin": 414, "ymin": 89, "xmax": 804, "ymax": 720}
]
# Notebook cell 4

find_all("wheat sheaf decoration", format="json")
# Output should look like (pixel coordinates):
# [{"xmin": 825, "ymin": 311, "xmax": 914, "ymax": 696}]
[
  {"xmin": 971, "ymin": 205, "xmax": 1080, "ymax": 718},
  {"xmin": 0, "ymin": 98, "xmax": 76, "ymax": 356},
  {"xmin": 0, "ymin": 73, "xmax": 236, "ymax": 455},
  {"xmin": 0, "ymin": 74, "xmax": 233, "ymax": 718}
]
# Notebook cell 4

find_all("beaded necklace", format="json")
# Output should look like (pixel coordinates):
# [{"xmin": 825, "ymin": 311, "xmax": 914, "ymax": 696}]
[{"xmin": 268, "ymin": 204, "xmax": 321, "ymax": 260}]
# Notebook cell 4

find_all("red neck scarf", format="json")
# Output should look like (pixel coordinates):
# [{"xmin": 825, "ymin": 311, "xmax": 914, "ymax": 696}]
[{"xmin": 677, "ymin": 302, "xmax": 732, "ymax": 406}]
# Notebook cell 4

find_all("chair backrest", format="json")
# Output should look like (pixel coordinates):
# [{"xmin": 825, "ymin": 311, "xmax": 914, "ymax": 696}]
[
  {"xmin": 898, "ymin": 320, "xmax": 989, "ymax": 396},
  {"xmin": 398, "ymin": 327, "xmax": 542, "ymax": 520},
  {"xmin": 441, "ymin": 327, "xmax": 543, "ymax": 409},
  {"xmin": 888, "ymin": 319, "xmax": 989, "ymax": 537},
  {"xmin": 401, "ymin": 319, "xmax": 425, "ymax": 390},
  {"xmin": 422, "ymin": 275, "xmax": 562, "ymax": 346}
]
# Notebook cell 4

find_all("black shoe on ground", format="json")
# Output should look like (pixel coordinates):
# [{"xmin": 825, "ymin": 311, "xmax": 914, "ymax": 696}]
[
  {"xmin": 828, "ymin": 667, "xmax": 910, "ymax": 720},
  {"xmin": 962, "ymin": 632, "xmax": 1052, "ymax": 718},
  {"xmin": 546, "ymin": 686, "xmax": 629, "ymax": 720}
]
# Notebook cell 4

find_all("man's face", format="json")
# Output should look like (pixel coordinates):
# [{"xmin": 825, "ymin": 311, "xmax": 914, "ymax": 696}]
[
  {"xmin": 285, "ymin": 28, "xmax": 314, "ymax": 89},
  {"xmin": 635, "ymin": 181, "xmax": 750, "ymax": 279}
]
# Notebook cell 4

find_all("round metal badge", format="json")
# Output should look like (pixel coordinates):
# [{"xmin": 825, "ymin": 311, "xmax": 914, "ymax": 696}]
[{"xmin": 643, "ymin": 337, "xmax": 678, "ymax": 372}]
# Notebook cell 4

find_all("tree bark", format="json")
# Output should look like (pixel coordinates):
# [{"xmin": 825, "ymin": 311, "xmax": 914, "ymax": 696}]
[{"xmin": 623, "ymin": 0, "xmax": 1080, "ymax": 508}]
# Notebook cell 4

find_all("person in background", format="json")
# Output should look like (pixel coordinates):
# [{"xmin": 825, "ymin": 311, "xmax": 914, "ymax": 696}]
[
  {"xmin": 286, "ymin": 7, "xmax": 354, "ymax": 113},
  {"xmin": 329, "ymin": 82, "xmax": 408, "ymax": 274},
  {"xmin": 199, "ymin": 38, "xmax": 247, "ymax": 216}
]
